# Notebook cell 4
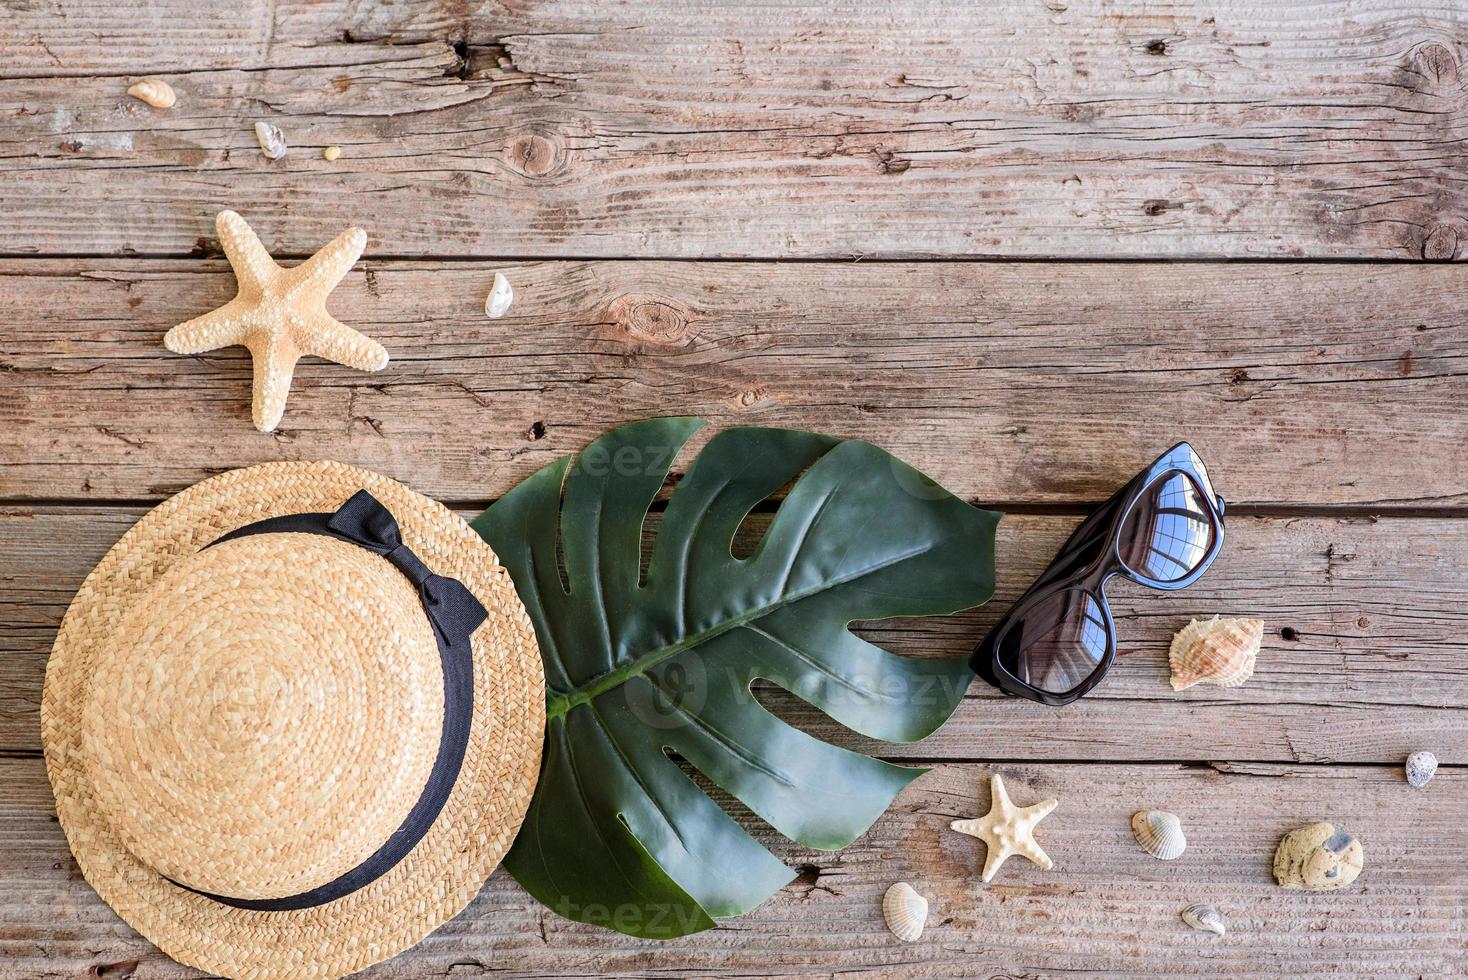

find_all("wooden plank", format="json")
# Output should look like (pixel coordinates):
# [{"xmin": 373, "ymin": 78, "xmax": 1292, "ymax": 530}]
[
  {"xmin": 3, "ymin": 755, "xmax": 1461, "ymax": 977},
  {"xmin": 4, "ymin": 2, "xmax": 1468, "ymax": 258},
  {"xmin": 5, "ymin": 508, "xmax": 1463, "ymax": 763},
  {"xmin": 2, "ymin": 259, "xmax": 1465, "ymax": 506}
]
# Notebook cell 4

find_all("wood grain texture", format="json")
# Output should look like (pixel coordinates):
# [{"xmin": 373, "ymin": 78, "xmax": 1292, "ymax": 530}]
[
  {"xmin": 6, "ymin": 3, "xmax": 1468, "ymax": 976},
  {"xmin": 4, "ymin": 508, "xmax": 1462, "ymax": 763},
  {"xmin": 3, "ymin": 259, "xmax": 1465, "ymax": 506},
  {"xmin": 3, "ymin": 1, "xmax": 1468, "ymax": 258},
  {"xmin": 3, "ymin": 756, "xmax": 1462, "ymax": 978}
]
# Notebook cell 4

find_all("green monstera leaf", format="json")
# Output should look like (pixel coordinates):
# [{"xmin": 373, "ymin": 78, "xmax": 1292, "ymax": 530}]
[{"xmin": 472, "ymin": 418, "xmax": 998, "ymax": 939}]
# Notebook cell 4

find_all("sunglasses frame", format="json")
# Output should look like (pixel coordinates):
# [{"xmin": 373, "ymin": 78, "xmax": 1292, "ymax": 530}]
[{"xmin": 971, "ymin": 442, "xmax": 1226, "ymax": 706}]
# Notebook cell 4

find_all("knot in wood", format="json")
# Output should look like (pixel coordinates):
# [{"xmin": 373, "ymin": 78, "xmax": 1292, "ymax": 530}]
[
  {"xmin": 608, "ymin": 294, "xmax": 695, "ymax": 347},
  {"xmin": 736, "ymin": 386, "xmax": 769, "ymax": 408},
  {"xmin": 1422, "ymin": 222, "xmax": 1460, "ymax": 261},
  {"xmin": 1410, "ymin": 42, "xmax": 1460, "ymax": 87},
  {"xmin": 505, "ymin": 133, "xmax": 562, "ymax": 178}
]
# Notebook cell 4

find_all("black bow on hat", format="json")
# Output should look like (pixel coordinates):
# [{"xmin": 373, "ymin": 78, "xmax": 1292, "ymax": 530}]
[{"xmin": 326, "ymin": 490, "xmax": 488, "ymax": 647}]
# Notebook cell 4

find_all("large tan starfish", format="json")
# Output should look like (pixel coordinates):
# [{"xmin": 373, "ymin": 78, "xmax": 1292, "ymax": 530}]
[
  {"xmin": 164, "ymin": 210, "xmax": 388, "ymax": 432},
  {"xmin": 949, "ymin": 773, "xmax": 1057, "ymax": 883}
]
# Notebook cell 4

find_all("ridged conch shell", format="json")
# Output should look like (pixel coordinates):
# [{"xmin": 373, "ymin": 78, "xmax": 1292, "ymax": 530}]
[
  {"xmin": 254, "ymin": 121, "xmax": 288, "ymax": 160},
  {"xmin": 882, "ymin": 881, "xmax": 927, "ymax": 942},
  {"xmin": 1273, "ymin": 821, "xmax": 1363, "ymax": 891},
  {"xmin": 127, "ymin": 78, "xmax": 176, "ymax": 108},
  {"xmin": 1405, "ymin": 750, "xmax": 1437, "ymax": 789},
  {"xmin": 1168, "ymin": 616, "xmax": 1263, "ymax": 691},
  {"xmin": 1180, "ymin": 903, "xmax": 1225, "ymax": 936},
  {"xmin": 1131, "ymin": 810, "xmax": 1186, "ymax": 860},
  {"xmin": 485, "ymin": 272, "xmax": 514, "ymax": 319}
]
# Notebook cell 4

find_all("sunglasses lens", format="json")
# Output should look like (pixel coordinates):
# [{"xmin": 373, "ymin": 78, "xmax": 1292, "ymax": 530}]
[
  {"xmin": 998, "ymin": 589, "xmax": 1109, "ymax": 695},
  {"xmin": 1117, "ymin": 472, "xmax": 1215, "ymax": 583}
]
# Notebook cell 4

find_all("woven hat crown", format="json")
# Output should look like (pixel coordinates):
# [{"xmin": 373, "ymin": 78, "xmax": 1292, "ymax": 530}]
[{"xmin": 81, "ymin": 532, "xmax": 445, "ymax": 900}]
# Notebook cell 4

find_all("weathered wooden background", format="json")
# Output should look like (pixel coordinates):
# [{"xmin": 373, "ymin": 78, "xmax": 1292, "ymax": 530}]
[{"xmin": 1, "ymin": 1, "xmax": 1465, "ymax": 977}]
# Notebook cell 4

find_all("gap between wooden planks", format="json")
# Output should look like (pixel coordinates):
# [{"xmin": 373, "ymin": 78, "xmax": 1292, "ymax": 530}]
[
  {"xmin": 1, "ymin": 757, "xmax": 1461, "ymax": 978},
  {"xmin": 2, "ymin": 1, "xmax": 1467, "ymax": 259},
  {"xmin": 1, "ymin": 259, "xmax": 1465, "ymax": 506}
]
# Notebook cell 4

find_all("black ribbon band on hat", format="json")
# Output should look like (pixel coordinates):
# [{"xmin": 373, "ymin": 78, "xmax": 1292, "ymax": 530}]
[{"xmin": 170, "ymin": 489, "xmax": 485, "ymax": 912}]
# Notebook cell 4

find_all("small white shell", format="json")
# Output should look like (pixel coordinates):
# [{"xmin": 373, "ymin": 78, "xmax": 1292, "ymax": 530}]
[
  {"xmin": 127, "ymin": 78, "xmax": 176, "ymax": 108},
  {"xmin": 1405, "ymin": 750, "xmax": 1437, "ymax": 789},
  {"xmin": 485, "ymin": 272, "xmax": 514, "ymax": 318},
  {"xmin": 882, "ymin": 881, "xmax": 927, "ymax": 943},
  {"xmin": 1180, "ymin": 903, "xmax": 1225, "ymax": 936},
  {"xmin": 254, "ymin": 121, "xmax": 287, "ymax": 160},
  {"xmin": 1169, "ymin": 615, "xmax": 1263, "ymax": 691},
  {"xmin": 1131, "ymin": 810, "xmax": 1186, "ymax": 860}
]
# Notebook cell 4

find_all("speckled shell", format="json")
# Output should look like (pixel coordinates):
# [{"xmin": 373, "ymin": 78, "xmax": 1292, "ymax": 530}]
[
  {"xmin": 1169, "ymin": 616, "xmax": 1263, "ymax": 691},
  {"xmin": 1273, "ymin": 821, "xmax": 1364, "ymax": 891},
  {"xmin": 882, "ymin": 881, "xmax": 927, "ymax": 942},
  {"xmin": 1131, "ymin": 810, "xmax": 1187, "ymax": 860},
  {"xmin": 1405, "ymin": 750, "xmax": 1437, "ymax": 789},
  {"xmin": 1180, "ymin": 903, "xmax": 1226, "ymax": 936}
]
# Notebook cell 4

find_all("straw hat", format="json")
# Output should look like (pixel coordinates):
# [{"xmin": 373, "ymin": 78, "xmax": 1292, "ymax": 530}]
[{"xmin": 42, "ymin": 461, "xmax": 545, "ymax": 979}]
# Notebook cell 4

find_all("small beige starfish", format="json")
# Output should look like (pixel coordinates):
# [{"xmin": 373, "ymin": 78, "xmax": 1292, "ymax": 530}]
[
  {"xmin": 949, "ymin": 773, "xmax": 1057, "ymax": 883},
  {"xmin": 164, "ymin": 210, "xmax": 388, "ymax": 432}
]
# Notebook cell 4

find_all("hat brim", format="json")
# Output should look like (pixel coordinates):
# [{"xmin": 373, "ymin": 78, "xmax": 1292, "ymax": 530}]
[{"xmin": 42, "ymin": 461, "xmax": 545, "ymax": 979}]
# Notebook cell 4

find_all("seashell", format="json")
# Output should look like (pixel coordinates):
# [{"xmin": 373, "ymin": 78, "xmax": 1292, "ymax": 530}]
[
  {"xmin": 322, "ymin": 145, "xmax": 342, "ymax": 162},
  {"xmin": 254, "ymin": 121, "xmax": 287, "ymax": 160},
  {"xmin": 1131, "ymin": 810, "xmax": 1186, "ymax": 860},
  {"xmin": 1405, "ymin": 750, "xmax": 1437, "ymax": 789},
  {"xmin": 127, "ymin": 78, "xmax": 176, "ymax": 108},
  {"xmin": 882, "ymin": 881, "xmax": 927, "ymax": 942},
  {"xmin": 1273, "ymin": 821, "xmax": 1363, "ymax": 892},
  {"xmin": 485, "ymin": 272, "xmax": 514, "ymax": 319},
  {"xmin": 1180, "ymin": 903, "xmax": 1226, "ymax": 937},
  {"xmin": 1168, "ymin": 615, "xmax": 1263, "ymax": 691}
]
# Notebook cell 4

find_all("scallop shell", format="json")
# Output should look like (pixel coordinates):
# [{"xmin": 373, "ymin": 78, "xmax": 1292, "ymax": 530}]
[
  {"xmin": 882, "ymin": 881, "xmax": 927, "ymax": 942},
  {"xmin": 254, "ymin": 121, "xmax": 288, "ymax": 160},
  {"xmin": 1180, "ymin": 903, "xmax": 1226, "ymax": 936},
  {"xmin": 485, "ymin": 272, "xmax": 514, "ymax": 319},
  {"xmin": 126, "ymin": 78, "xmax": 176, "ymax": 108},
  {"xmin": 1405, "ymin": 750, "xmax": 1437, "ymax": 789},
  {"xmin": 1273, "ymin": 821, "xmax": 1363, "ymax": 891},
  {"xmin": 1131, "ymin": 810, "xmax": 1186, "ymax": 860},
  {"xmin": 1168, "ymin": 616, "xmax": 1263, "ymax": 691}
]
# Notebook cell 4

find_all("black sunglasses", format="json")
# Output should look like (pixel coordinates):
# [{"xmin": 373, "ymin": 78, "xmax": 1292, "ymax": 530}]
[{"xmin": 971, "ymin": 443, "xmax": 1226, "ymax": 706}]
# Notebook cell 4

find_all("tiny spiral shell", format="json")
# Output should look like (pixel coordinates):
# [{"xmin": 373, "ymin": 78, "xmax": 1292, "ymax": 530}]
[
  {"xmin": 1168, "ymin": 616, "xmax": 1263, "ymax": 691},
  {"xmin": 485, "ymin": 272, "xmax": 514, "ymax": 319},
  {"xmin": 1131, "ymin": 810, "xmax": 1187, "ymax": 860},
  {"xmin": 1181, "ymin": 903, "xmax": 1226, "ymax": 936},
  {"xmin": 254, "ymin": 121, "xmax": 288, "ymax": 161},
  {"xmin": 882, "ymin": 881, "xmax": 927, "ymax": 942}
]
